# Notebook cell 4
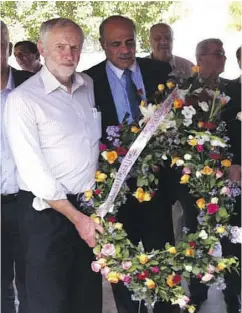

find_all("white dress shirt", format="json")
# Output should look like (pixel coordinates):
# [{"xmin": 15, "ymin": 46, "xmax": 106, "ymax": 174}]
[
  {"xmin": 4, "ymin": 65, "xmax": 101, "ymax": 210},
  {"xmin": 1, "ymin": 68, "xmax": 19, "ymax": 194}
]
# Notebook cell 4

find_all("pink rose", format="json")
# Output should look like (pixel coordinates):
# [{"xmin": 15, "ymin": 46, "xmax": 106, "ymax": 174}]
[
  {"xmin": 123, "ymin": 275, "xmax": 132, "ymax": 284},
  {"xmin": 91, "ymin": 261, "xmax": 101, "ymax": 272},
  {"xmin": 215, "ymin": 169, "xmax": 224, "ymax": 178},
  {"xmin": 151, "ymin": 266, "xmax": 160, "ymax": 273},
  {"xmin": 100, "ymin": 143, "xmax": 107, "ymax": 151},
  {"xmin": 101, "ymin": 243, "xmax": 116, "ymax": 256},
  {"xmin": 196, "ymin": 145, "xmax": 204, "ymax": 152},
  {"xmin": 122, "ymin": 261, "xmax": 132, "ymax": 270},
  {"xmin": 101, "ymin": 266, "xmax": 110, "ymax": 277},
  {"xmin": 207, "ymin": 203, "xmax": 219, "ymax": 214},
  {"xmin": 220, "ymin": 186, "xmax": 231, "ymax": 196},
  {"xmin": 183, "ymin": 167, "xmax": 191, "ymax": 175}
]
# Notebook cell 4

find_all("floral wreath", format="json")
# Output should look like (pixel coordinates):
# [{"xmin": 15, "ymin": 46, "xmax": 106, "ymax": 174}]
[{"xmin": 79, "ymin": 67, "xmax": 241, "ymax": 312}]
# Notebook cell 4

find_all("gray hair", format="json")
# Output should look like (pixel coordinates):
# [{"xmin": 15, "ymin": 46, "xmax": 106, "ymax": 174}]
[
  {"xmin": 149, "ymin": 23, "xmax": 174, "ymax": 38},
  {"xmin": 99, "ymin": 15, "xmax": 136, "ymax": 40},
  {"xmin": 39, "ymin": 18, "xmax": 84, "ymax": 43},
  {"xmin": 1, "ymin": 20, "xmax": 10, "ymax": 43},
  {"xmin": 196, "ymin": 38, "xmax": 223, "ymax": 57}
]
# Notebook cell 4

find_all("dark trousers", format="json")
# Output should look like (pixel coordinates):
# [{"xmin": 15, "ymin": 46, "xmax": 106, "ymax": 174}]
[
  {"xmin": 18, "ymin": 190, "xmax": 102, "ymax": 313},
  {"xmin": 1, "ymin": 197, "xmax": 27, "ymax": 313}
]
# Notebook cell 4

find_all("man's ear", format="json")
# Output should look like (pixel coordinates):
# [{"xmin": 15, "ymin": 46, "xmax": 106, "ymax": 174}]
[
  {"xmin": 9, "ymin": 42, "xmax": 13, "ymax": 56},
  {"xmin": 99, "ymin": 37, "xmax": 105, "ymax": 50},
  {"xmin": 37, "ymin": 40, "xmax": 45, "ymax": 57}
]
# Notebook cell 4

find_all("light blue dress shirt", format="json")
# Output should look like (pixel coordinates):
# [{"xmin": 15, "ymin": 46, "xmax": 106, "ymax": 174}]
[
  {"xmin": 106, "ymin": 60, "xmax": 146, "ymax": 124},
  {"xmin": 1, "ymin": 68, "xmax": 19, "ymax": 194}
]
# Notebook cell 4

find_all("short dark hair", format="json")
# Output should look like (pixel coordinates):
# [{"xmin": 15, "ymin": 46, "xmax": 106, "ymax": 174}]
[
  {"xmin": 236, "ymin": 46, "xmax": 241, "ymax": 60},
  {"xmin": 14, "ymin": 40, "xmax": 38, "ymax": 54},
  {"xmin": 99, "ymin": 15, "xmax": 136, "ymax": 40},
  {"xmin": 196, "ymin": 38, "xmax": 223, "ymax": 57}
]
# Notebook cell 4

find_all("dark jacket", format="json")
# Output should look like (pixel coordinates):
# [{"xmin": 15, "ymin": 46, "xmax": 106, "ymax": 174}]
[
  {"xmin": 11, "ymin": 67, "xmax": 34, "ymax": 87},
  {"xmin": 85, "ymin": 58, "xmax": 175, "ymax": 251}
]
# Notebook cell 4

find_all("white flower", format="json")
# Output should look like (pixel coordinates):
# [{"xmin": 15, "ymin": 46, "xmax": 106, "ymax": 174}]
[
  {"xmin": 139, "ymin": 103, "xmax": 157, "ymax": 126},
  {"xmin": 196, "ymin": 171, "xmax": 202, "ymax": 178},
  {"xmin": 184, "ymin": 154, "xmax": 192, "ymax": 160},
  {"xmin": 176, "ymin": 159, "xmax": 185, "ymax": 166},
  {"xmin": 207, "ymin": 264, "xmax": 216, "ymax": 273},
  {"xmin": 198, "ymin": 101, "xmax": 209, "ymax": 112},
  {"xmin": 188, "ymin": 135, "xmax": 194, "ymax": 140},
  {"xmin": 184, "ymin": 264, "xmax": 193, "ymax": 272},
  {"xmin": 210, "ymin": 139, "xmax": 226, "ymax": 148},
  {"xmin": 199, "ymin": 230, "xmax": 208, "ymax": 240},
  {"xmin": 182, "ymin": 106, "xmax": 196, "ymax": 119},
  {"xmin": 236, "ymin": 112, "xmax": 242, "ymax": 121},
  {"xmin": 162, "ymin": 154, "xmax": 168, "ymax": 160},
  {"xmin": 211, "ymin": 197, "xmax": 219, "ymax": 204},
  {"xmin": 194, "ymin": 87, "xmax": 203, "ymax": 94},
  {"xmin": 201, "ymin": 273, "xmax": 214, "ymax": 282},
  {"xmin": 183, "ymin": 119, "xmax": 192, "ymax": 127},
  {"xmin": 174, "ymin": 295, "xmax": 190, "ymax": 309}
]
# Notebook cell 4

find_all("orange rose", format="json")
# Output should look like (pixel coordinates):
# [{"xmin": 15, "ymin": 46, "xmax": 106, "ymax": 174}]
[
  {"xmin": 173, "ymin": 98, "xmax": 184, "ymax": 109},
  {"xmin": 200, "ymin": 166, "xmax": 214, "ymax": 175},
  {"xmin": 221, "ymin": 159, "xmax": 231, "ymax": 167},
  {"xmin": 196, "ymin": 198, "xmax": 206, "ymax": 209}
]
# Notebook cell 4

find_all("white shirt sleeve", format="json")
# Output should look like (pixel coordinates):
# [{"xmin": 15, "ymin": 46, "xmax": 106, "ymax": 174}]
[{"xmin": 4, "ymin": 91, "xmax": 67, "ymax": 210}]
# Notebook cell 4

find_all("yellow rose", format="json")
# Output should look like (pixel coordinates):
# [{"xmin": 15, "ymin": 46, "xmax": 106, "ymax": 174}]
[
  {"xmin": 114, "ymin": 222, "xmax": 123, "ymax": 230},
  {"xmin": 145, "ymin": 279, "xmax": 156, "ymax": 289},
  {"xmin": 198, "ymin": 121, "xmax": 204, "ymax": 128},
  {"xmin": 166, "ymin": 81, "xmax": 176, "ymax": 89},
  {"xmin": 107, "ymin": 272, "xmax": 119, "ymax": 284},
  {"xmin": 167, "ymin": 275, "xmax": 175, "ymax": 287},
  {"xmin": 192, "ymin": 65, "xmax": 200, "ymax": 73},
  {"xmin": 188, "ymin": 306, "xmax": 196, "ymax": 313},
  {"xmin": 84, "ymin": 190, "xmax": 93, "ymax": 201},
  {"xmin": 97, "ymin": 258, "xmax": 107, "ymax": 268},
  {"xmin": 134, "ymin": 188, "xmax": 151, "ymax": 202},
  {"xmin": 221, "ymin": 159, "xmax": 232, "ymax": 167},
  {"xmin": 140, "ymin": 100, "xmax": 146, "ymax": 107},
  {"xmin": 216, "ymin": 226, "xmax": 225, "ymax": 234},
  {"xmin": 171, "ymin": 157, "xmax": 180, "ymax": 167},
  {"xmin": 185, "ymin": 248, "xmax": 195, "ymax": 257},
  {"xmin": 196, "ymin": 198, "xmax": 206, "ymax": 209},
  {"xmin": 158, "ymin": 84, "xmax": 165, "ymax": 91},
  {"xmin": 95, "ymin": 171, "xmax": 107, "ymax": 182},
  {"xmin": 188, "ymin": 138, "xmax": 197, "ymax": 146},
  {"xmin": 131, "ymin": 126, "xmax": 141, "ymax": 134},
  {"xmin": 180, "ymin": 174, "xmax": 190, "ymax": 184},
  {"xmin": 173, "ymin": 98, "xmax": 184, "ymax": 109},
  {"xmin": 102, "ymin": 151, "xmax": 118, "ymax": 164},
  {"xmin": 168, "ymin": 246, "xmax": 177, "ymax": 254},
  {"xmin": 90, "ymin": 214, "xmax": 101, "ymax": 224},
  {"xmin": 200, "ymin": 166, "xmax": 214, "ymax": 175},
  {"xmin": 139, "ymin": 254, "xmax": 149, "ymax": 264},
  {"xmin": 217, "ymin": 262, "xmax": 226, "ymax": 271}
]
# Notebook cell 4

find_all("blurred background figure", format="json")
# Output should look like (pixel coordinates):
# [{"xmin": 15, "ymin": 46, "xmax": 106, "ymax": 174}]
[
  {"xmin": 14, "ymin": 40, "xmax": 41, "ymax": 73},
  {"xmin": 148, "ymin": 23, "xmax": 194, "ymax": 78},
  {"xmin": 195, "ymin": 38, "xmax": 227, "ymax": 81}
]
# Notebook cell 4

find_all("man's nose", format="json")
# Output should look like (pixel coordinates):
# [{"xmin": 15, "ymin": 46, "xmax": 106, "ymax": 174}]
[{"xmin": 63, "ymin": 47, "xmax": 74, "ymax": 60}]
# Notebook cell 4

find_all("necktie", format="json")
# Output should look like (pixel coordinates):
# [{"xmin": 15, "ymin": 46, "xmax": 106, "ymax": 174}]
[{"xmin": 123, "ymin": 69, "xmax": 141, "ymax": 121}]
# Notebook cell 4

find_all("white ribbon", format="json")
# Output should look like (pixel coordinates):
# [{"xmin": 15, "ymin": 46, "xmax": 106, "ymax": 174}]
[{"xmin": 97, "ymin": 89, "xmax": 179, "ymax": 218}]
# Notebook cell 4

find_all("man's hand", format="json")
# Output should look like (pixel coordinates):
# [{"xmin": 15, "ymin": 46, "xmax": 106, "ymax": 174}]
[
  {"xmin": 227, "ymin": 164, "xmax": 241, "ymax": 184},
  {"xmin": 73, "ymin": 212, "xmax": 104, "ymax": 247},
  {"xmin": 46, "ymin": 199, "xmax": 104, "ymax": 247}
]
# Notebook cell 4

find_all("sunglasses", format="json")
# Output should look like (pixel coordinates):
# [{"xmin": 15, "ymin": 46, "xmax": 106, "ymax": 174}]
[{"xmin": 201, "ymin": 51, "xmax": 226, "ymax": 58}]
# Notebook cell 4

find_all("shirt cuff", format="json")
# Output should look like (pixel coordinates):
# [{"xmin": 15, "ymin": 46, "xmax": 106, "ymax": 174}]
[{"xmin": 32, "ymin": 193, "xmax": 67, "ymax": 211}]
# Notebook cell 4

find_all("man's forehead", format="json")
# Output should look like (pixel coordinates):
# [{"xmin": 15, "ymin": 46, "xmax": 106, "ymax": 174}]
[
  {"xmin": 207, "ymin": 43, "xmax": 223, "ymax": 51},
  {"xmin": 151, "ymin": 26, "xmax": 172, "ymax": 35}
]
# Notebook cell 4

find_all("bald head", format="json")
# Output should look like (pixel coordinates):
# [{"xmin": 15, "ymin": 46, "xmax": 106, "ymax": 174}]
[
  {"xmin": 149, "ymin": 23, "xmax": 173, "ymax": 62},
  {"xmin": 0, "ymin": 21, "xmax": 12, "ymax": 75}
]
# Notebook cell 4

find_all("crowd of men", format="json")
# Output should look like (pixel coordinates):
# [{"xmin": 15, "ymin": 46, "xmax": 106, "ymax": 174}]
[{"xmin": 1, "ymin": 16, "xmax": 241, "ymax": 313}]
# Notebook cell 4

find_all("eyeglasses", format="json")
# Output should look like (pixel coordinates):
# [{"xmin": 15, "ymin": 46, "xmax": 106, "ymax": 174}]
[{"xmin": 200, "ymin": 51, "xmax": 226, "ymax": 58}]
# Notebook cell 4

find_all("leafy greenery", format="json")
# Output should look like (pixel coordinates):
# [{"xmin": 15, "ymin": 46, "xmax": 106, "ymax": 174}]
[{"xmin": 1, "ymin": 1, "xmax": 174, "ymax": 51}]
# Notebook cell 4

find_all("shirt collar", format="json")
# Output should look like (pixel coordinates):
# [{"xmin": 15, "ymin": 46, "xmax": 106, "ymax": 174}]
[
  {"xmin": 107, "ymin": 60, "xmax": 137, "ymax": 79},
  {"xmin": 6, "ymin": 67, "xmax": 15, "ymax": 91},
  {"xmin": 40, "ymin": 65, "xmax": 86, "ymax": 94}
]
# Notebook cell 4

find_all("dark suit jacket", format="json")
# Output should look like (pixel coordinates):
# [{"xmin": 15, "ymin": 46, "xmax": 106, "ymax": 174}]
[
  {"xmin": 11, "ymin": 67, "xmax": 33, "ymax": 87},
  {"xmin": 85, "ymin": 57, "xmax": 172, "ymax": 136},
  {"xmin": 85, "ymin": 58, "xmax": 174, "ymax": 251}
]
